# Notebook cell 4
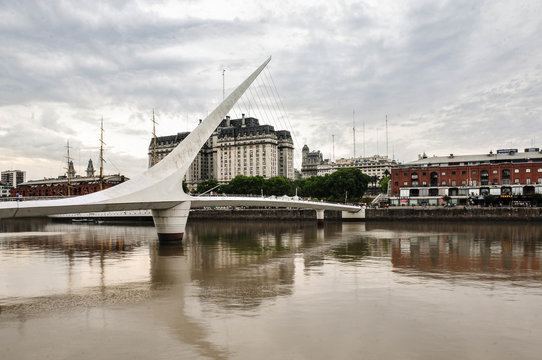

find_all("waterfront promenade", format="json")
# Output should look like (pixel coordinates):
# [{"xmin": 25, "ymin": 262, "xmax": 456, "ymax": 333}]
[
  {"xmin": 366, "ymin": 206, "xmax": 542, "ymax": 221},
  {"xmin": 188, "ymin": 205, "xmax": 542, "ymax": 222},
  {"xmin": 46, "ymin": 206, "xmax": 542, "ymax": 223}
]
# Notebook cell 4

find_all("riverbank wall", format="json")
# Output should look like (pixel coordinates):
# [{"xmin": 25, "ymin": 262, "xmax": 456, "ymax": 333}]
[
  {"xmin": 188, "ymin": 208, "xmax": 342, "ymax": 221},
  {"xmin": 190, "ymin": 207, "xmax": 542, "ymax": 222},
  {"xmin": 48, "ymin": 207, "xmax": 542, "ymax": 223},
  {"xmin": 365, "ymin": 207, "xmax": 542, "ymax": 222}
]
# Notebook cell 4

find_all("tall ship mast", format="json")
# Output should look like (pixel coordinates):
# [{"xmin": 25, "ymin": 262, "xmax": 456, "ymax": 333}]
[
  {"xmin": 152, "ymin": 109, "xmax": 158, "ymax": 166},
  {"xmin": 66, "ymin": 140, "xmax": 71, "ymax": 196},
  {"xmin": 99, "ymin": 117, "xmax": 105, "ymax": 190}
]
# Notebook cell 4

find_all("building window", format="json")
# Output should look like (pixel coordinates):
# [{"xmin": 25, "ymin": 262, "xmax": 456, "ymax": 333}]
[
  {"xmin": 452, "ymin": 171, "xmax": 456, "ymax": 175},
  {"xmin": 462, "ymin": 171, "xmax": 466, "ymax": 175},
  {"xmin": 502, "ymin": 169, "xmax": 511, "ymax": 185},
  {"xmin": 514, "ymin": 169, "xmax": 520, "ymax": 173},
  {"xmin": 538, "ymin": 178, "xmax": 542, "ymax": 184},
  {"xmin": 538, "ymin": 169, "xmax": 542, "ymax": 173},
  {"xmin": 403, "ymin": 181, "xmax": 408, "ymax": 186},
  {"xmin": 472, "ymin": 171, "xmax": 477, "ymax": 175},
  {"xmin": 441, "ymin": 172, "xmax": 446, "ymax": 176},
  {"xmin": 526, "ymin": 178, "xmax": 531, "ymax": 184},
  {"xmin": 430, "ymin": 172, "xmax": 438, "ymax": 186},
  {"xmin": 493, "ymin": 170, "xmax": 498, "ymax": 174},
  {"xmin": 481, "ymin": 170, "xmax": 489, "ymax": 185},
  {"xmin": 514, "ymin": 178, "xmax": 520, "ymax": 184},
  {"xmin": 462, "ymin": 180, "xmax": 466, "ymax": 185},
  {"xmin": 526, "ymin": 169, "xmax": 531, "ymax": 173},
  {"xmin": 441, "ymin": 181, "xmax": 446, "ymax": 185}
]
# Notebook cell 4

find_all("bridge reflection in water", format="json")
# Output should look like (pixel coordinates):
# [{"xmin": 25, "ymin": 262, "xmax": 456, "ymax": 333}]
[{"xmin": 1, "ymin": 219, "xmax": 542, "ymax": 359}]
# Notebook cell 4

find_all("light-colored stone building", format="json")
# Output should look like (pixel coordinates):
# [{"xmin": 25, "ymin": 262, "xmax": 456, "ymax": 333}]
[
  {"xmin": 149, "ymin": 115, "xmax": 295, "ymax": 187},
  {"xmin": 301, "ymin": 145, "xmax": 397, "ymax": 180}
]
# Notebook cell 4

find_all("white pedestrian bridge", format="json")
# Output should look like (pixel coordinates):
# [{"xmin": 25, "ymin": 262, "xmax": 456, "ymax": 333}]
[{"xmin": 0, "ymin": 57, "xmax": 363, "ymax": 241}]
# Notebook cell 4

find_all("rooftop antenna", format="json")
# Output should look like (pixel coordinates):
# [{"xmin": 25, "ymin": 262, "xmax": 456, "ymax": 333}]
[
  {"xmin": 222, "ymin": 68, "xmax": 226, "ymax": 100},
  {"xmin": 65, "ymin": 140, "xmax": 71, "ymax": 196},
  {"xmin": 352, "ymin": 109, "xmax": 356, "ymax": 158},
  {"xmin": 152, "ymin": 109, "xmax": 159, "ymax": 166},
  {"xmin": 376, "ymin": 127, "xmax": 379, "ymax": 155},
  {"xmin": 363, "ymin": 118, "xmax": 365, "ymax": 158},
  {"xmin": 386, "ymin": 115, "xmax": 389, "ymax": 158},
  {"xmin": 332, "ymin": 134, "xmax": 335, "ymax": 162},
  {"xmin": 99, "ymin": 117, "xmax": 106, "ymax": 190}
]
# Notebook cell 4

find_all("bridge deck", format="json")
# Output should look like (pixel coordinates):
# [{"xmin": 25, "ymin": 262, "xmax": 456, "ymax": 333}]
[
  {"xmin": 189, "ymin": 196, "xmax": 361, "ymax": 212},
  {"xmin": 1, "ymin": 195, "xmax": 362, "ymax": 219}
]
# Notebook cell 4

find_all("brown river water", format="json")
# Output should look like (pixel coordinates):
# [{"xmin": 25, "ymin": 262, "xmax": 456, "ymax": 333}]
[{"xmin": 1, "ymin": 218, "xmax": 542, "ymax": 359}]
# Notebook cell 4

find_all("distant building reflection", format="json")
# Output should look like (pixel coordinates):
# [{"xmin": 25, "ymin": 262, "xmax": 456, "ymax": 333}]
[
  {"xmin": 0, "ymin": 219, "xmax": 152, "ymax": 256},
  {"xmin": 383, "ymin": 222, "xmax": 542, "ymax": 279},
  {"xmin": 179, "ymin": 221, "xmax": 311, "ymax": 309}
]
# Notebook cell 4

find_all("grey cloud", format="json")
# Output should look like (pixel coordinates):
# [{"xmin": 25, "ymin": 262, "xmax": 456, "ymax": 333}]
[{"xmin": 1, "ymin": 0, "xmax": 542, "ymax": 178}]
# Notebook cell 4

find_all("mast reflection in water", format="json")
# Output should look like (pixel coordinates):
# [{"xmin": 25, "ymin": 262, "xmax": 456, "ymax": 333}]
[{"xmin": 1, "ymin": 219, "xmax": 542, "ymax": 360}]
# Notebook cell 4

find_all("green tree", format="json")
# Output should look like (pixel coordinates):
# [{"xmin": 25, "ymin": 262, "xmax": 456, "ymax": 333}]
[
  {"xmin": 225, "ymin": 175, "xmax": 265, "ymax": 195},
  {"xmin": 196, "ymin": 179, "xmax": 219, "ymax": 194},
  {"xmin": 295, "ymin": 176, "xmax": 326, "ymax": 199},
  {"xmin": 294, "ymin": 169, "xmax": 369, "ymax": 201},
  {"xmin": 369, "ymin": 175, "xmax": 379, "ymax": 188},
  {"xmin": 325, "ymin": 168, "xmax": 369, "ymax": 202},
  {"xmin": 380, "ymin": 176, "xmax": 390, "ymax": 193},
  {"xmin": 263, "ymin": 176, "xmax": 293, "ymax": 196}
]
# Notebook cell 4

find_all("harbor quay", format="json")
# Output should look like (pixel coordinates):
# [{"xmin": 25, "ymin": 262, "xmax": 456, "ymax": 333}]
[
  {"xmin": 366, "ymin": 206, "xmax": 542, "ymax": 222},
  {"xmin": 46, "ymin": 206, "xmax": 542, "ymax": 224},
  {"xmin": 184, "ymin": 206, "xmax": 542, "ymax": 222}
]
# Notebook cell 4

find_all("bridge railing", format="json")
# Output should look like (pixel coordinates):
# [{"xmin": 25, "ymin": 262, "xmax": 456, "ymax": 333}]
[
  {"xmin": 195, "ymin": 193, "xmax": 308, "ymax": 201},
  {"xmin": 0, "ymin": 196, "xmax": 73, "ymax": 202},
  {"xmin": 193, "ymin": 193, "xmax": 362, "ymax": 207}
]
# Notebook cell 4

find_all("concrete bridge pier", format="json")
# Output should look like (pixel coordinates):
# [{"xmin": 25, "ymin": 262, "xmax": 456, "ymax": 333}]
[
  {"xmin": 341, "ymin": 207, "xmax": 366, "ymax": 221},
  {"xmin": 316, "ymin": 209, "xmax": 325, "ymax": 226},
  {"xmin": 152, "ymin": 201, "xmax": 191, "ymax": 241}
]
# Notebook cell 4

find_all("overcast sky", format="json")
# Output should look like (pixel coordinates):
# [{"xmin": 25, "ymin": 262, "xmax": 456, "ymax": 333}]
[{"xmin": 1, "ymin": 0, "xmax": 541, "ymax": 180}]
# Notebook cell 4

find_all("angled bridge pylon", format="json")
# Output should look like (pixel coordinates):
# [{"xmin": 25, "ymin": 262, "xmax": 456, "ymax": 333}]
[
  {"xmin": 0, "ymin": 57, "xmax": 273, "ymax": 240},
  {"xmin": 1, "ymin": 57, "xmax": 364, "ymax": 240}
]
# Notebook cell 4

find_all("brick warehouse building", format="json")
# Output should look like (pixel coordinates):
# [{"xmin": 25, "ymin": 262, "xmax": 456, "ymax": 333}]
[{"xmin": 389, "ymin": 148, "xmax": 542, "ymax": 206}]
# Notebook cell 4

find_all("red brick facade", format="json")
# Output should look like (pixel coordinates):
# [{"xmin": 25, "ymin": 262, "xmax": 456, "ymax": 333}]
[{"xmin": 390, "ymin": 162, "xmax": 542, "ymax": 196}]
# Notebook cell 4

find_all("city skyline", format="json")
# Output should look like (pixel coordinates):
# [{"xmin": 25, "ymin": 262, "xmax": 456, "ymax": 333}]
[{"xmin": 1, "ymin": 1, "xmax": 541, "ymax": 180}]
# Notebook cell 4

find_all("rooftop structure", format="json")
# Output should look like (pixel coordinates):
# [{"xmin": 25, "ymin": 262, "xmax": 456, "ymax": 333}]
[{"xmin": 403, "ymin": 148, "xmax": 542, "ymax": 167}]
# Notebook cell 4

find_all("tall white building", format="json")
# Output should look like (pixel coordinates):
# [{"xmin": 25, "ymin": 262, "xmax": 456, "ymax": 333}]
[
  {"xmin": 1, "ymin": 170, "xmax": 26, "ymax": 188},
  {"xmin": 149, "ymin": 115, "xmax": 295, "ymax": 187},
  {"xmin": 0, "ymin": 181, "xmax": 10, "ymax": 197}
]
